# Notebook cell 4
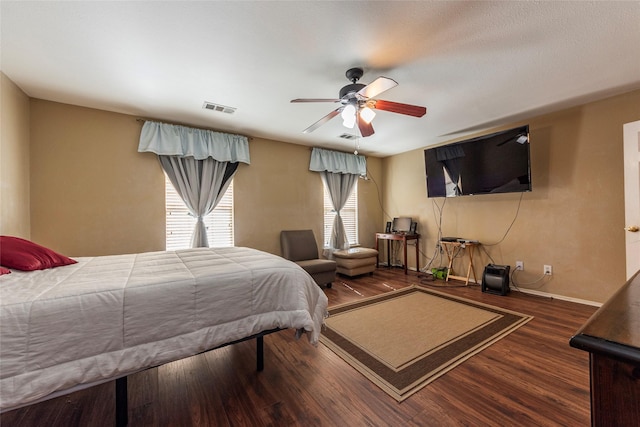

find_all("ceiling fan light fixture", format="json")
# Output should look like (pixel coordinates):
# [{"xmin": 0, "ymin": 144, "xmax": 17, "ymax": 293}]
[
  {"xmin": 343, "ymin": 116, "xmax": 356, "ymax": 129},
  {"xmin": 292, "ymin": 67, "xmax": 426, "ymax": 136},
  {"xmin": 341, "ymin": 104, "xmax": 356, "ymax": 128},
  {"xmin": 360, "ymin": 106, "xmax": 376, "ymax": 124}
]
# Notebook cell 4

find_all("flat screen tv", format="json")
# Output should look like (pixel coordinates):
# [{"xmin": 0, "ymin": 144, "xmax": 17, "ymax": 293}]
[{"xmin": 424, "ymin": 125, "xmax": 531, "ymax": 198}]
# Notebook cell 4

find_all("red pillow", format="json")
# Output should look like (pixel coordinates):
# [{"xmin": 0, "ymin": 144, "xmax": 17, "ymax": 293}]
[
  {"xmin": 0, "ymin": 267, "xmax": 10, "ymax": 275},
  {"xmin": 0, "ymin": 236, "xmax": 77, "ymax": 271}
]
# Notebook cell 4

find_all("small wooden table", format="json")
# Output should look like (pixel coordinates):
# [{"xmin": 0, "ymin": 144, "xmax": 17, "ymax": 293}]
[
  {"xmin": 570, "ymin": 271, "xmax": 640, "ymax": 426},
  {"xmin": 440, "ymin": 240, "xmax": 479, "ymax": 285},
  {"xmin": 375, "ymin": 233, "xmax": 420, "ymax": 274}
]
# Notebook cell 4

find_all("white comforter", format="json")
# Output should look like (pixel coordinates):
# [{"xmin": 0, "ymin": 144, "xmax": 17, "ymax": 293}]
[{"xmin": 0, "ymin": 247, "xmax": 328, "ymax": 410}]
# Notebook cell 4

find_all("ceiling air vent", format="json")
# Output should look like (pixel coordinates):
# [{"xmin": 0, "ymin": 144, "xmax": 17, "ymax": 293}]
[
  {"xmin": 202, "ymin": 101, "xmax": 236, "ymax": 114},
  {"xmin": 339, "ymin": 133, "xmax": 357, "ymax": 140}
]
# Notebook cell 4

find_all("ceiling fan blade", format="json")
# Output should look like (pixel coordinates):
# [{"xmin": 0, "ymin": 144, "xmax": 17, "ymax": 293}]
[
  {"xmin": 291, "ymin": 98, "xmax": 340, "ymax": 103},
  {"xmin": 370, "ymin": 99, "xmax": 427, "ymax": 117},
  {"xmin": 357, "ymin": 119, "xmax": 375, "ymax": 137},
  {"xmin": 302, "ymin": 109, "xmax": 341, "ymax": 133},
  {"xmin": 357, "ymin": 77, "xmax": 398, "ymax": 99}
]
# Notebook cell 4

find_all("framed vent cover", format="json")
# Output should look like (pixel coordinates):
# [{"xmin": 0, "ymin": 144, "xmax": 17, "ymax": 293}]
[{"xmin": 202, "ymin": 101, "xmax": 236, "ymax": 114}]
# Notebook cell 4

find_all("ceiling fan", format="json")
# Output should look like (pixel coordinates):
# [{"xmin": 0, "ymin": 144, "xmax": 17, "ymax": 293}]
[{"xmin": 291, "ymin": 67, "xmax": 427, "ymax": 137}]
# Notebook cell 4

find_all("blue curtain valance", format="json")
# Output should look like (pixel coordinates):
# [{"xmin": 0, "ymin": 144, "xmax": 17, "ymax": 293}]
[
  {"xmin": 138, "ymin": 121, "xmax": 250, "ymax": 164},
  {"xmin": 309, "ymin": 147, "xmax": 366, "ymax": 176}
]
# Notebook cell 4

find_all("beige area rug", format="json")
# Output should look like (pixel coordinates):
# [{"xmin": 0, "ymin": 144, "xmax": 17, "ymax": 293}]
[{"xmin": 320, "ymin": 285, "xmax": 533, "ymax": 401}]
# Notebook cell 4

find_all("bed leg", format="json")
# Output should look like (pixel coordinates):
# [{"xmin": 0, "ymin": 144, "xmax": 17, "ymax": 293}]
[
  {"xmin": 257, "ymin": 336, "xmax": 264, "ymax": 371},
  {"xmin": 115, "ymin": 376, "xmax": 128, "ymax": 426}
]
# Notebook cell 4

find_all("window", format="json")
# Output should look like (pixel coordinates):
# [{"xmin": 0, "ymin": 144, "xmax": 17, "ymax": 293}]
[
  {"xmin": 323, "ymin": 181, "xmax": 358, "ymax": 247},
  {"xmin": 165, "ymin": 175, "xmax": 234, "ymax": 250}
]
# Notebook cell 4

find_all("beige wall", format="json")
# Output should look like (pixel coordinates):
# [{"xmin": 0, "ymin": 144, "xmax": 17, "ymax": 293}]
[
  {"xmin": 382, "ymin": 89, "xmax": 640, "ymax": 303},
  {"xmin": 234, "ymin": 138, "xmax": 323, "ymax": 254},
  {"xmin": 358, "ymin": 158, "xmax": 383, "ymax": 249},
  {"xmin": 30, "ymin": 100, "xmax": 165, "ymax": 256},
  {"xmin": 234, "ymin": 138, "xmax": 381, "ymax": 254},
  {"xmin": 29, "ymin": 100, "xmax": 383, "ymax": 257},
  {"xmin": 0, "ymin": 73, "xmax": 31, "ymax": 238},
  {"xmin": 16, "ymin": 89, "xmax": 640, "ymax": 302}
]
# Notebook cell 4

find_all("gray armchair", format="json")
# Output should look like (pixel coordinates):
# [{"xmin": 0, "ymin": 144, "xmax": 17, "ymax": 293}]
[{"xmin": 280, "ymin": 230, "xmax": 336, "ymax": 288}]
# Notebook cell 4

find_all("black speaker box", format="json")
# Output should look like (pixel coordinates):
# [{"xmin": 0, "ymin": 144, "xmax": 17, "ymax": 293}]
[{"xmin": 482, "ymin": 264, "xmax": 510, "ymax": 296}]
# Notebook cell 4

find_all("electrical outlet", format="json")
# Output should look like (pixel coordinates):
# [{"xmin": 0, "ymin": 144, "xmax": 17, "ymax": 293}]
[
  {"xmin": 516, "ymin": 261, "xmax": 524, "ymax": 271},
  {"xmin": 544, "ymin": 265, "xmax": 553, "ymax": 275}
]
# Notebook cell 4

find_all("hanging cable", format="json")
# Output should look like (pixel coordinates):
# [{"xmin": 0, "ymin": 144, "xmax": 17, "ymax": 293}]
[
  {"xmin": 483, "ymin": 192, "xmax": 524, "ymax": 246},
  {"xmin": 510, "ymin": 268, "xmax": 550, "ymax": 289}
]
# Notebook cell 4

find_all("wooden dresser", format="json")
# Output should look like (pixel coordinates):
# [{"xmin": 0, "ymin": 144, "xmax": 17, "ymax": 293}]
[{"xmin": 570, "ymin": 271, "xmax": 640, "ymax": 426}]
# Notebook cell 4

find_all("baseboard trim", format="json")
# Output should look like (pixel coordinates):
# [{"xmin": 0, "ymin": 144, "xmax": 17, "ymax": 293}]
[
  {"xmin": 381, "ymin": 266, "xmax": 602, "ymax": 307},
  {"xmin": 511, "ymin": 286, "xmax": 602, "ymax": 307}
]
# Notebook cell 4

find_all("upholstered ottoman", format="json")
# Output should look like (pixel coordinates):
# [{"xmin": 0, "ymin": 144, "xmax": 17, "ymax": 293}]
[{"xmin": 333, "ymin": 247, "xmax": 379, "ymax": 277}]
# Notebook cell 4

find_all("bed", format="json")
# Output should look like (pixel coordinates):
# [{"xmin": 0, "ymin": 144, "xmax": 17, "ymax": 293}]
[{"xmin": 0, "ymin": 244, "xmax": 328, "ymax": 422}]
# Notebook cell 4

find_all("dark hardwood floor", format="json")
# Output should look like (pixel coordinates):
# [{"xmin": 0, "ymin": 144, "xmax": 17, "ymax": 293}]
[{"xmin": 1, "ymin": 268, "xmax": 597, "ymax": 426}]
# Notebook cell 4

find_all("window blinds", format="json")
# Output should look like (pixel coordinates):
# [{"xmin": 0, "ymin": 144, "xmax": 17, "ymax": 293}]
[
  {"xmin": 165, "ymin": 175, "xmax": 234, "ymax": 250},
  {"xmin": 323, "ymin": 181, "xmax": 358, "ymax": 247}
]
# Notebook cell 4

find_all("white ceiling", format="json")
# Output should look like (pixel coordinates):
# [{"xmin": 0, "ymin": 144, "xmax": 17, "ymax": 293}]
[{"xmin": 2, "ymin": 1, "xmax": 639, "ymax": 157}]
